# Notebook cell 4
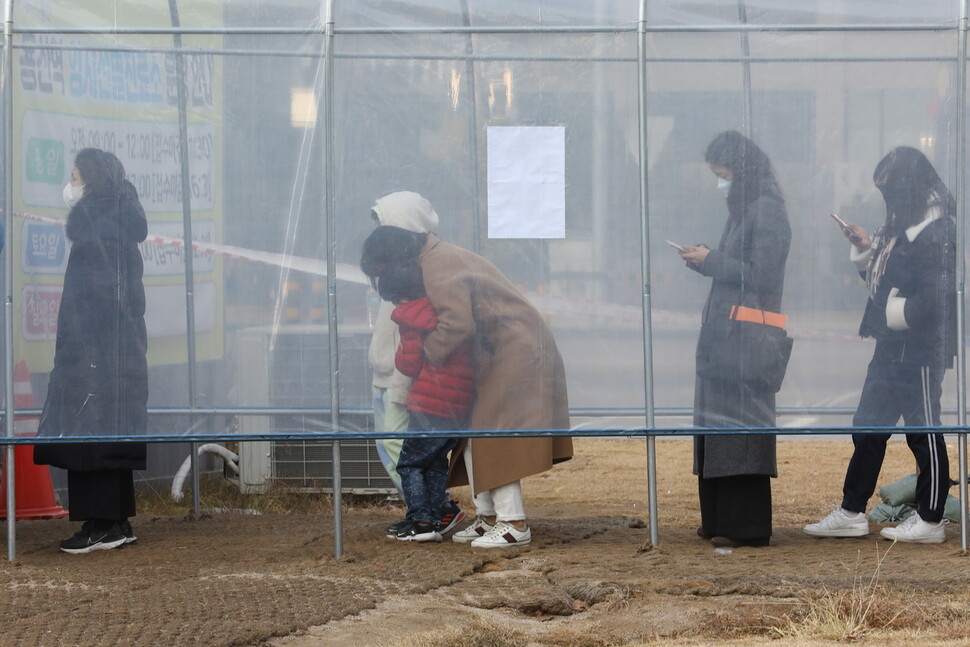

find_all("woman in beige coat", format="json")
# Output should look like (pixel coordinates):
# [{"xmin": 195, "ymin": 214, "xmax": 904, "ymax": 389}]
[{"xmin": 361, "ymin": 211, "xmax": 572, "ymax": 548}]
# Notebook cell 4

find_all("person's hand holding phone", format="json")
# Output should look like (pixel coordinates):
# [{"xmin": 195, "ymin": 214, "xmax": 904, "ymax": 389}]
[
  {"xmin": 842, "ymin": 223, "xmax": 871, "ymax": 250},
  {"xmin": 831, "ymin": 213, "xmax": 870, "ymax": 251},
  {"xmin": 678, "ymin": 243, "xmax": 709, "ymax": 268}
]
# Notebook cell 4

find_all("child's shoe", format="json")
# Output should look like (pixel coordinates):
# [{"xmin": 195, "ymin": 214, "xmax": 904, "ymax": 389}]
[
  {"xmin": 451, "ymin": 517, "xmax": 494, "ymax": 543},
  {"xmin": 385, "ymin": 518, "xmax": 413, "ymax": 539},
  {"xmin": 436, "ymin": 500, "xmax": 466, "ymax": 535},
  {"xmin": 394, "ymin": 520, "xmax": 442, "ymax": 543}
]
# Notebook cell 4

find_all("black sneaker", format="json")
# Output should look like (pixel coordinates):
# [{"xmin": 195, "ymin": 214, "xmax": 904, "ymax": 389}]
[
  {"xmin": 119, "ymin": 520, "xmax": 137, "ymax": 545},
  {"xmin": 436, "ymin": 500, "xmax": 466, "ymax": 535},
  {"xmin": 385, "ymin": 518, "xmax": 412, "ymax": 539},
  {"xmin": 394, "ymin": 520, "xmax": 442, "ymax": 542},
  {"xmin": 60, "ymin": 521, "xmax": 126, "ymax": 554}
]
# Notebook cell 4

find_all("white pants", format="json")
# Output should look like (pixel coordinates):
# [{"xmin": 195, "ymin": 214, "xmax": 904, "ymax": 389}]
[{"xmin": 463, "ymin": 441, "xmax": 526, "ymax": 521}]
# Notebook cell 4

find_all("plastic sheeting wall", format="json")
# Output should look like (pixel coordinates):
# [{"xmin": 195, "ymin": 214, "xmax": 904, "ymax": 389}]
[{"xmin": 1, "ymin": 0, "xmax": 967, "ymax": 441}]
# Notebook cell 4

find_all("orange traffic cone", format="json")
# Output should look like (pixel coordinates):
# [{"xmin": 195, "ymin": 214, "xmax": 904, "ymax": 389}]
[{"xmin": 0, "ymin": 361, "xmax": 68, "ymax": 520}]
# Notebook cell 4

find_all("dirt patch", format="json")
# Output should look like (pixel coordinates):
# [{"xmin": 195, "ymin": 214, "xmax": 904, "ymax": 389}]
[{"xmin": 2, "ymin": 438, "xmax": 969, "ymax": 647}]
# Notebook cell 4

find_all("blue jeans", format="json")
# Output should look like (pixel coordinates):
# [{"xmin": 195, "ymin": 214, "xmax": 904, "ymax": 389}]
[{"xmin": 397, "ymin": 411, "xmax": 462, "ymax": 524}]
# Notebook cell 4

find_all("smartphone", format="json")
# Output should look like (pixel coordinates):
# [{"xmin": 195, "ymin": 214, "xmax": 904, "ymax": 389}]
[
  {"xmin": 666, "ymin": 240, "xmax": 687, "ymax": 252},
  {"xmin": 830, "ymin": 212, "xmax": 850, "ymax": 229}
]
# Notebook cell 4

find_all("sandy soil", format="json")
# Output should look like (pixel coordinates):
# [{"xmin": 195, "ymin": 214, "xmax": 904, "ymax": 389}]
[{"xmin": 1, "ymin": 437, "xmax": 969, "ymax": 647}]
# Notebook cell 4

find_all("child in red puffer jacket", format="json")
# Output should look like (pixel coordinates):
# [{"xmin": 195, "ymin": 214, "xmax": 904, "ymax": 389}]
[{"xmin": 378, "ymin": 261, "xmax": 474, "ymax": 542}]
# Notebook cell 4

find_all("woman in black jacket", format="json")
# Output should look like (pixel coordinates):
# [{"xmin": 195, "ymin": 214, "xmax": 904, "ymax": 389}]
[
  {"xmin": 34, "ymin": 148, "xmax": 149, "ymax": 554},
  {"xmin": 804, "ymin": 146, "xmax": 955, "ymax": 544},
  {"xmin": 678, "ymin": 131, "xmax": 791, "ymax": 548}
]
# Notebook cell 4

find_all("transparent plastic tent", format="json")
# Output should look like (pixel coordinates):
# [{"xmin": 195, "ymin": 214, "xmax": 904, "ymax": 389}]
[{"xmin": 2, "ymin": 0, "xmax": 969, "ymax": 556}]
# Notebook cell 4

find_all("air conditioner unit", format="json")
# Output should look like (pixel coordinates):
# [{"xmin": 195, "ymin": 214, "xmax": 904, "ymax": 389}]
[{"xmin": 230, "ymin": 323, "xmax": 396, "ymax": 494}]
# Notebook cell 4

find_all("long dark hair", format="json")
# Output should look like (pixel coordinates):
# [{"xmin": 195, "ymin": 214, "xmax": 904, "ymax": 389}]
[
  {"xmin": 74, "ymin": 147, "xmax": 124, "ymax": 197},
  {"xmin": 873, "ymin": 146, "xmax": 955, "ymax": 233},
  {"xmin": 705, "ymin": 130, "xmax": 783, "ymax": 219},
  {"xmin": 360, "ymin": 226, "xmax": 428, "ymax": 289}
]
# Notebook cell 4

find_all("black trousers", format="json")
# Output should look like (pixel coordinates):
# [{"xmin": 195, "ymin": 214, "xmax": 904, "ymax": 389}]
[
  {"xmin": 842, "ymin": 351, "xmax": 950, "ymax": 522},
  {"xmin": 67, "ymin": 469, "xmax": 136, "ymax": 523},
  {"xmin": 698, "ymin": 474, "xmax": 772, "ymax": 541}
]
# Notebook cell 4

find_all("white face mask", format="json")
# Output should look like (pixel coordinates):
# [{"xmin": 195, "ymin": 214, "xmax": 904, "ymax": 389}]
[
  {"xmin": 63, "ymin": 182, "xmax": 84, "ymax": 208},
  {"xmin": 716, "ymin": 177, "xmax": 732, "ymax": 198}
]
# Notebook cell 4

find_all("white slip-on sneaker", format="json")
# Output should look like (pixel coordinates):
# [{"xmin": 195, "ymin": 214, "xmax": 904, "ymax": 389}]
[
  {"xmin": 451, "ymin": 517, "xmax": 494, "ymax": 543},
  {"xmin": 803, "ymin": 506, "xmax": 870, "ymax": 537},
  {"xmin": 880, "ymin": 514, "xmax": 947, "ymax": 544},
  {"xmin": 470, "ymin": 521, "xmax": 531, "ymax": 548}
]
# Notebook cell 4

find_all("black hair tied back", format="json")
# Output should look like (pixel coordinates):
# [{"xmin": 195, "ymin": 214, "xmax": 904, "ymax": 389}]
[{"xmin": 360, "ymin": 226, "xmax": 428, "ymax": 283}]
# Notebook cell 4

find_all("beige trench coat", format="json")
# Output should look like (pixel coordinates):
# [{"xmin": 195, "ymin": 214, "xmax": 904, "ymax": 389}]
[{"xmin": 419, "ymin": 236, "xmax": 573, "ymax": 494}]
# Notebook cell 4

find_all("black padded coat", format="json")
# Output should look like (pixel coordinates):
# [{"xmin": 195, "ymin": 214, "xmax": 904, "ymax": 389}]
[
  {"xmin": 857, "ymin": 216, "xmax": 957, "ymax": 368},
  {"xmin": 34, "ymin": 180, "xmax": 149, "ymax": 471}
]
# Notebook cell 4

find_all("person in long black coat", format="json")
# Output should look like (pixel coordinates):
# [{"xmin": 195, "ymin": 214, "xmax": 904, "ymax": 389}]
[
  {"xmin": 34, "ymin": 148, "xmax": 149, "ymax": 554},
  {"xmin": 678, "ymin": 131, "xmax": 791, "ymax": 548}
]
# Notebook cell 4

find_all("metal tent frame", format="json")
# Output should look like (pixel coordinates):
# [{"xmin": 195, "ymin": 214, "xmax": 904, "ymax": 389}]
[{"xmin": 2, "ymin": 0, "xmax": 968, "ymax": 561}]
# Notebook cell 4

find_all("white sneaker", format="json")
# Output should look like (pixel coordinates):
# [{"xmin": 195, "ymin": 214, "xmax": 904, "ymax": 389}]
[
  {"xmin": 470, "ymin": 521, "xmax": 532, "ymax": 548},
  {"xmin": 451, "ymin": 517, "xmax": 494, "ymax": 543},
  {"xmin": 880, "ymin": 514, "xmax": 947, "ymax": 544},
  {"xmin": 803, "ymin": 507, "xmax": 870, "ymax": 537}
]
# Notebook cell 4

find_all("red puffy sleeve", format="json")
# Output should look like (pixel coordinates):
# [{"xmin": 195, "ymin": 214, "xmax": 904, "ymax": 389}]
[{"xmin": 394, "ymin": 324, "xmax": 425, "ymax": 377}]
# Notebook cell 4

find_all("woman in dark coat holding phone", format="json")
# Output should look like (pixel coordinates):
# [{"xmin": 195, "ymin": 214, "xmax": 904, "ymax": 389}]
[
  {"xmin": 803, "ymin": 146, "xmax": 955, "ymax": 544},
  {"xmin": 678, "ymin": 131, "xmax": 791, "ymax": 548},
  {"xmin": 34, "ymin": 148, "xmax": 149, "ymax": 554}
]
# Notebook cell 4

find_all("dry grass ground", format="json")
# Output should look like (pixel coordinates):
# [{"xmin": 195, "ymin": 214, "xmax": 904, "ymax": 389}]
[{"xmin": 2, "ymin": 437, "xmax": 968, "ymax": 647}]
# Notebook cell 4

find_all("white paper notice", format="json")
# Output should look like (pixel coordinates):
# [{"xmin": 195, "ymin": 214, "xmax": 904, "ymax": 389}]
[{"xmin": 487, "ymin": 126, "xmax": 566, "ymax": 239}]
